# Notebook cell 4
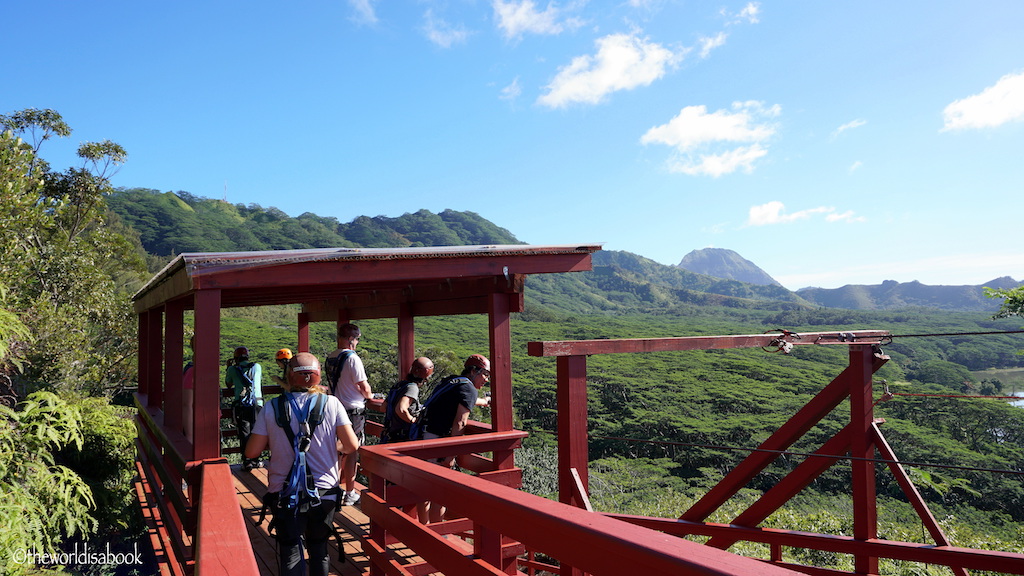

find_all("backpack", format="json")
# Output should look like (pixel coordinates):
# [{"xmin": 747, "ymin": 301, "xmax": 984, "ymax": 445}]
[
  {"xmin": 231, "ymin": 362, "xmax": 262, "ymax": 407},
  {"xmin": 273, "ymin": 392, "xmax": 328, "ymax": 514},
  {"xmin": 257, "ymin": 392, "xmax": 347, "ymax": 562},
  {"xmin": 408, "ymin": 376, "xmax": 466, "ymax": 441},
  {"xmin": 381, "ymin": 380, "xmax": 419, "ymax": 444},
  {"xmin": 322, "ymin": 349, "xmax": 354, "ymax": 395}
]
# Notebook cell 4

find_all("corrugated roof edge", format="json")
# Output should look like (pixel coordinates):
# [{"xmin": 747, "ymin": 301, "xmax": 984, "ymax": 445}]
[{"xmin": 133, "ymin": 244, "xmax": 603, "ymax": 302}]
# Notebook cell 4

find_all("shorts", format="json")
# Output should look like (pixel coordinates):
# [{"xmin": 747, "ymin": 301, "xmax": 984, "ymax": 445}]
[{"xmin": 347, "ymin": 409, "xmax": 366, "ymax": 443}]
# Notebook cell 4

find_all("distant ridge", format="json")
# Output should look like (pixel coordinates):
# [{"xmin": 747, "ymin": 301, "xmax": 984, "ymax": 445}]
[
  {"xmin": 796, "ymin": 277, "xmax": 1021, "ymax": 312},
  {"xmin": 677, "ymin": 248, "xmax": 782, "ymax": 287}
]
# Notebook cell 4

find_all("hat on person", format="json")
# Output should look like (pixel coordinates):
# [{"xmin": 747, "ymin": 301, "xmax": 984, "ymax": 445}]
[
  {"xmin": 289, "ymin": 353, "xmax": 320, "ymax": 374},
  {"xmin": 464, "ymin": 354, "xmax": 490, "ymax": 372},
  {"xmin": 233, "ymin": 346, "xmax": 249, "ymax": 359},
  {"xmin": 275, "ymin": 348, "xmax": 293, "ymax": 360}
]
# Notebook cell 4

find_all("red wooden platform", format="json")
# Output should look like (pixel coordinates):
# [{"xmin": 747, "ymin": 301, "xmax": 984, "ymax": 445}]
[
  {"xmin": 130, "ymin": 245, "xmax": 1024, "ymax": 576},
  {"xmin": 231, "ymin": 466, "xmax": 373, "ymax": 576}
]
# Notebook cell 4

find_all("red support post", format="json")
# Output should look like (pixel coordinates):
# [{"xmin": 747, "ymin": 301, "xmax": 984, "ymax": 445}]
[
  {"xmin": 297, "ymin": 312, "xmax": 310, "ymax": 353},
  {"xmin": 165, "ymin": 299, "xmax": 185, "ymax": 434},
  {"xmin": 398, "ymin": 303, "xmax": 415, "ymax": 378},
  {"xmin": 489, "ymin": 292, "xmax": 513, "ymax": 433},
  {"xmin": 138, "ymin": 312, "xmax": 150, "ymax": 397},
  {"xmin": 193, "ymin": 291, "xmax": 222, "ymax": 461},
  {"xmin": 147, "ymin": 308, "xmax": 164, "ymax": 410},
  {"xmin": 558, "ymin": 355, "xmax": 589, "ymax": 506},
  {"xmin": 849, "ymin": 345, "xmax": 878, "ymax": 575},
  {"xmin": 336, "ymin": 309, "xmax": 349, "ymax": 348}
]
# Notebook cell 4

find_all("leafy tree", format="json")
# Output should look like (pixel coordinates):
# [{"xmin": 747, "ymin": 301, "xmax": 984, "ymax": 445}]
[
  {"xmin": 1, "ymin": 110, "xmax": 146, "ymax": 396},
  {"xmin": 987, "ymin": 285, "xmax": 1024, "ymax": 319}
]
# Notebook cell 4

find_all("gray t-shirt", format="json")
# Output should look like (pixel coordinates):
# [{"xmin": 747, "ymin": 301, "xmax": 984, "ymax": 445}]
[{"xmin": 253, "ymin": 392, "xmax": 352, "ymax": 494}]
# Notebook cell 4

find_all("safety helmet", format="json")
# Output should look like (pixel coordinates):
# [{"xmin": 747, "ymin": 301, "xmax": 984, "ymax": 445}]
[
  {"xmin": 275, "ymin": 348, "xmax": 293, "ymax": 361},
  {"xmin": 464, "ymin": 354, "xmax": 490, "ymax": 372},
  {"xmin": 233, "ymin": 346, "xmax": 249, "ymax": 359}
]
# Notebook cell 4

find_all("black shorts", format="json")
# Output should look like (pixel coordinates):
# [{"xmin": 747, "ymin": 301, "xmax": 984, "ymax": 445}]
[{"xmin": 347, "ymin": 409, "xmax": 366, "ymax": 443}]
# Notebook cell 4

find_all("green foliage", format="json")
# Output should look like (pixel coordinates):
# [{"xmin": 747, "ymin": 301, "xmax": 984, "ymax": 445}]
[
  {"xmin": 57, "ymin": 398, "xmax": 139, "ymax": 536},
  {"xmin": 0, "ymin": 392, "xmax": 96, "ymax": 575},
  {"xmin": 987, "ymin": 285, "xmax": 1024, "ymax": 319}
]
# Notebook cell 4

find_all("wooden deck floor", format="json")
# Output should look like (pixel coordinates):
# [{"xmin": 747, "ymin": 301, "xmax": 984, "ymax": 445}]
[{"xmin": 231, "ymin": 466, "xmax": 401, "ymax": 576}]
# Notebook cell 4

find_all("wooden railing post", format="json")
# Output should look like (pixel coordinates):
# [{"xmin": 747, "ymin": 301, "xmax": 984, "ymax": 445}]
[
  {"xmin": 193, "ymin": 290, "xmax": 222, "ymax": 460},
  {"xmin": 850, "ymin": 344, "xmax": 878, "ymax": 574},
  {"xmin": 558, "ymin": 354, "xmax": 589, "ymax": 507},
  {"xmin": 557, "ymin": 354, "xmax": 589, "ymax": 576}
]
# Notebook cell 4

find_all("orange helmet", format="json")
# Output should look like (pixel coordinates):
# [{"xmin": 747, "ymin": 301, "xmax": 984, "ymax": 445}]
[{"xmin": 275, "ymin": 348, "xmax": 293, "ymax": 361}]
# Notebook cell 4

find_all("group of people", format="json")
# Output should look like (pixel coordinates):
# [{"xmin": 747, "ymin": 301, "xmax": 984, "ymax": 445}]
[{"xmin": 222, "ymin": 323, "xmax": 491, "ymax": 576}]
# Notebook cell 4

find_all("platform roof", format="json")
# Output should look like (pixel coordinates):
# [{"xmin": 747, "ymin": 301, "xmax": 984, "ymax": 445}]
[{"xmin": 133, "ymin": 244, "xmax": 601, "ymax": 319}]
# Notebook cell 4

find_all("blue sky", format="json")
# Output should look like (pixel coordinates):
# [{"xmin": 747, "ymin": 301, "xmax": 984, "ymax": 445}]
[{"xmin": 5, "ymin": 1, "xmax": 1023, "ymax": 290}]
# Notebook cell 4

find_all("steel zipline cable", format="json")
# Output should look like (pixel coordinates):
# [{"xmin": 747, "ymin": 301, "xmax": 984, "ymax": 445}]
[
  {"xmin": 583, "ymin": 433, "xmax": 1024, "ymax": 477},
  {"xmin": 886, "ymin": 329, "xmax": 1024, "ymax": 339}
]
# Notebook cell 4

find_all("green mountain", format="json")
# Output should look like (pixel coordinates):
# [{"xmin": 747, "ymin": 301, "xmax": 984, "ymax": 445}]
[
  {"xmin": 677, "ymin": 247, "xmax": 782, "ymax": 287},
  {"xmin": 106, "ymin": 188, "xmax": 521, "ymax": 256}
]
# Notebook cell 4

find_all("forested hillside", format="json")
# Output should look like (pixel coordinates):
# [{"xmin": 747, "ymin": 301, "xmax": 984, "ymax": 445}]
[{"xmin": 107, "ymin": 188, "xmax": 520, "ymax": 259}]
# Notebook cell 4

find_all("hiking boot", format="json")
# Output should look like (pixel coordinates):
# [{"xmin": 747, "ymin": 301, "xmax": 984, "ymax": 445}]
[{"xmin": 343, "ymin": 489, "xmax": 361, "ymax": 506}]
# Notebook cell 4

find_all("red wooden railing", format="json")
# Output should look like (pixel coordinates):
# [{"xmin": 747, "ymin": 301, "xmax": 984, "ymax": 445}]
[
  {"xmin": 359, "ymin": 432, "xmax": 803, "ymax": 576},
  {"xmin": 135, "ymin": 391, "xmax": 261, "ymax": 576}
]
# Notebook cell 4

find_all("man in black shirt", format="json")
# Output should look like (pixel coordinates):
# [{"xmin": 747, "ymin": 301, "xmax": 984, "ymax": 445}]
[{"xmin": 417, "ymin": 354, "xmax": 490, "ymax": 523}]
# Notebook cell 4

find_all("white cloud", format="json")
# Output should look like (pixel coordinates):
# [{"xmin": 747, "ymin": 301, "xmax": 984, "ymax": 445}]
[
  {"xmin": 832, "ymin": 118, "xmax": 866, "ymax": 139},
  {"xmin": 669, "ymin": 144, "xmax": 767, "ymax": 177},
  {"xmin": 746, "ymin": 201, "xmax": 830, "ymax": 226},
  {"xmin": 500, "ymin": 77, "xmax": 522, "ymax": 101},
  {"xmin": 423, "ymin": 10, "xmax": 471, "ymax": 48},
  {"xmin": 698, "ymin": 32, "xmax": 727, "ymax": 59},
  {"xmin": 825, "ymin": 210, "xmax": 865, "ymax": 223},
  {"xmin": 942, "ymin": 70, "xmax": 1024, "ymax": 131},
  {"xmin": 348, "ymin": 0, "xmax": 378, "ymax": 25},
  {"xmin": 745, "ymin": 201, "xmax": 863, "ymax": 227},
  {"xmin": 723, "ymin": 2, "xmax": 760, "ymax": 25},
  {"xmin": 848, "ymin": 160, "xmax": 863, "ymax": 174},
  {"xmin": 493, "ymin": 0, "xmax": 581, "ymax": 40},
  {"xmin": 538, "ymin": 32, "xmax": 681, "ymax": 108},
  {"xmin": 640, "ymin": 101, "xmax": 779, "ymax": 176}
]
